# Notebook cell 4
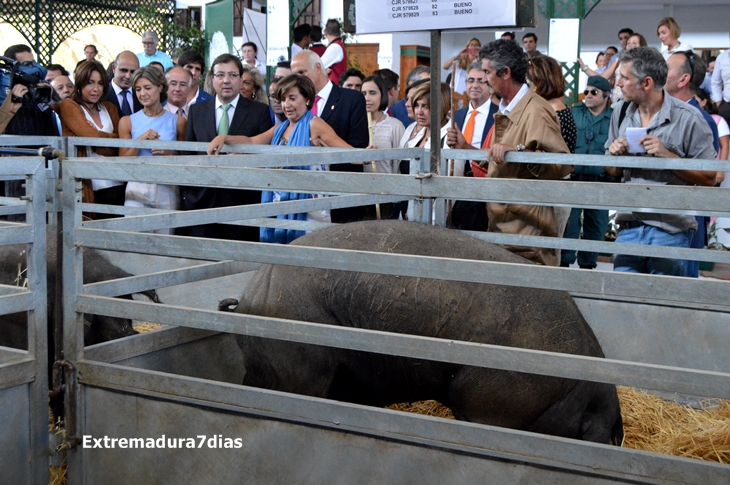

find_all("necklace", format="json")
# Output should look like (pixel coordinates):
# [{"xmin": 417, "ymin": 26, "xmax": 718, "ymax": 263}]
[
  {"xmin": 143, "ymin": 106, "xmax": 165, "ymax": 117},
  {"xmin": 370, "ymin": 111, "xmax": 385, "ymax": 124},
  {"xmin": 81, "ymin": 102, "xmax": 97, "ymax": 114}
]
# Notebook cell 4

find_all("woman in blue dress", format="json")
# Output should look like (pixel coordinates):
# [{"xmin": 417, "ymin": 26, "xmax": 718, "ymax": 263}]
[
  {"xmin": 207, "ymin": 74, "xmax": 352, "ymax": 243},
  {"xmin": 118, "ymin": 66, "xmax": 186, "ymax": 230}
]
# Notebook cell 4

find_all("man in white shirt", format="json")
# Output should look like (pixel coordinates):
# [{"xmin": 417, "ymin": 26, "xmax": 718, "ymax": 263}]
[
  {"xmin": 164, "ymin": 67, "xmax": 193, "ymax": 119},
  {"xmin": 320, "ymin": 19, "xmax": 347, "ymax": 84},
  {"xmin": 712, "ymin": 49, "xmax": 730, "ymax": 127},
  {"xmin": 290, "ymin": 24, "xmax": 311, "ymax": 58}
]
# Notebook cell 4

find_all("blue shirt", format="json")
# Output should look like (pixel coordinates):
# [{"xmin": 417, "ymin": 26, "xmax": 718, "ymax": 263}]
[
  {"xmin": 688, "ymin": 97, "xmax": 719, "ymax": 154},
  {"xmin": 137, "ymin": 50, "xmax": 174, "ymax": 70}
]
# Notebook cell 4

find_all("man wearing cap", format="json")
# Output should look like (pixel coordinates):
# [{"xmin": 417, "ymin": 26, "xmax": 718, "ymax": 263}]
[{"xmin": 560, "ymin": 76, "xmax": 616, "ymax": 269}]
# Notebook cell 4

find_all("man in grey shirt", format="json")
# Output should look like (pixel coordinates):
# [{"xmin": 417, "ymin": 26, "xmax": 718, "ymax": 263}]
[{"xmin": 605, "ymin": 47, "xmax": 716, "ymax": 276}]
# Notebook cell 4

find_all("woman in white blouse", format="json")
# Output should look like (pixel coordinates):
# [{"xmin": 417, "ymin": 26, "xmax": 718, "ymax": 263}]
[{"xmin": 657, "ymin": 17, "xmax": 693, "ymax": 60}]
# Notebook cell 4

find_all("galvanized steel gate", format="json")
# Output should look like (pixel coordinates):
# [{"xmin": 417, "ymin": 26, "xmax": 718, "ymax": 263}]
[
  {"xmin": 0, "ymin": 155, "xmax": 49, "ymax": 485},
  {"xmin": 59, "ymin": 138, "xmax": 730, "ymax": 483},
  {"xmin": 1, "ymin": 135, "xmax": 730, "ymax": 482}
]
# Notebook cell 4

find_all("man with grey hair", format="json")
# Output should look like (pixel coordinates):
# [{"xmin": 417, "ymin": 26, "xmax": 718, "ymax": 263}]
[
  {"xmin": 390, "ymin": 65, "xmax": 430, "ymax": 127},
  {"xmin": 605, "ymin": 46, "xmax": 716, "ymax": 276},
  {"xmin": 291, "ymin": 49, "xmax": 369, "ymax": 222},
  {"xmin": 137, "ymin": 30, "xmax": 173, "ymax": 70},
  {"xmin": 446, "ymin": 39, "xmax": 571, "ymax": 266},
  {"xmin": 164, "ymin": 66, "xmax": 193, "ymax": 119}
]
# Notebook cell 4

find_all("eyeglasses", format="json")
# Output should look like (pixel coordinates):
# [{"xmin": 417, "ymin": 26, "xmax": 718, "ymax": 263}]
[
  {"xmin": 466, "ymin": 78, "xmax": 488, "ymax": 84},
  {"xmin": 583, "ymin": 89, "xmax": 600, "ymax": 96},
  {"xmin": 213, "ymin": 72, "xmax": 241, "ymax": 80},
  {"xmin": 141, "ymin": 41, "xmax": 155, "ymax": 46},
  {"xmin": 678, "ymin": 50, "xmax": 695, "ymax": 81}
]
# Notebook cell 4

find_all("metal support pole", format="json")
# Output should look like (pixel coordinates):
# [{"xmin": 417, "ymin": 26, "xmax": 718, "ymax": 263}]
[
  {"xmin": 428, "ymin": 30, "xmax": 443, "ymax": 225},
  {"xmin": 429, "ymin": 29, "xmax": 441, "ymax": 175}
]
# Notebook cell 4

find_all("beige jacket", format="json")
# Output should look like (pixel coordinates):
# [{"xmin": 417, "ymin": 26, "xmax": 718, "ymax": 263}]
[{"xmin": 487, "ymin": 89, "xmax": 572, "ymax": 266}]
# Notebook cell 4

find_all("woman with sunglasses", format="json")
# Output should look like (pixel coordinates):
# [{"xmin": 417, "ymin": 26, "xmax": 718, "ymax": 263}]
[{"xmin": 561, "ymin": 76, "xmax": 615, "ymax": 269}]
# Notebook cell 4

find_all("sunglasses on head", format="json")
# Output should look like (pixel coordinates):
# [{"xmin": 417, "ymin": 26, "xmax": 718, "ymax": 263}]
[
  {"xmin": 583, "ymin": 89, "xmax": 601, "ymax": 96},
  {"xmin": 678, "ymin": 50, "xmax": 695, "ymax": 80}
]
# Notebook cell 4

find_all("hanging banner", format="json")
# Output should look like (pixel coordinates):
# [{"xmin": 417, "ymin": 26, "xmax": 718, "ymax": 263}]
[
  {"xmin": 355, "ymin": 0, "xmax": 516, "ymax": 34},
  {"xmin": 267, "ymin": 0, "xmax": 290, "ymax": 66},
  {"xmin": 206, "ymin": 0, "xmax": 234, "ymax": 66}
]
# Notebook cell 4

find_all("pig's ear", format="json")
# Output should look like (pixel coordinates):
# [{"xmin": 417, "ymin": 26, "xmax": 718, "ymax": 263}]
[{"xmin": 218, "ymin": 298, "xmax": 239, "ymax": 312}]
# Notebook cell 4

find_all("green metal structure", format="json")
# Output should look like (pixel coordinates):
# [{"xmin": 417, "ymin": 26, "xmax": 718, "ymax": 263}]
[
  {"xmin": 0, "ymin": 0, "xmax": 175, "ymax": 65},
  {"xmin": 538, "ymin": 0, "xmax": 603, "ymax": 104}
]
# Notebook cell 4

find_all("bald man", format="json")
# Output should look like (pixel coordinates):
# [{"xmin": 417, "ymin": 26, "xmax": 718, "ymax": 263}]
[
  {"xmin": 291, "ymin": 50, "xmax": 368, "ymax": 222},
  {"xmin": 105, "ymin": 50, "xmax": 142, "ymax": 115}
]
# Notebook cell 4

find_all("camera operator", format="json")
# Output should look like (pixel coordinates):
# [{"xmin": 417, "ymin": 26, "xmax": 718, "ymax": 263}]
[
  {"xmin": 2, "ymin": 44, "xmax": 59, "ymax": 221},
  {"xmin": 1, "ymin": 44, "xmax": 59, "ymax": 219},
  {"xmin": 0, "ymin": 84, "xmax": 27, "ymax": 133}
]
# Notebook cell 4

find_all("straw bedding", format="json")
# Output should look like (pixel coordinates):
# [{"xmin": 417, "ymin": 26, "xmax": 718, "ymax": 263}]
[
  {"xmin": 133, "ymin": 321, "xmax": 163, "ymax": 333},
  {"xmin": 387, "ymin": 387, "xmax": 730, "ymax": 463}
]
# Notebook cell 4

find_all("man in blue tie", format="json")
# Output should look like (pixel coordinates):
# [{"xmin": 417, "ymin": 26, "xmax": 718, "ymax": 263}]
[{"xmin": 105, "ymin": 51, "xmax": 142, "ymax": 116}]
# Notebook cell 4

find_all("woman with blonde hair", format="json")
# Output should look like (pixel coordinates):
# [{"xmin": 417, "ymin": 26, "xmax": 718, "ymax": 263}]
[
  {"xmin": 657, "ymin": 17, "xmax": 693, "ymax": 60},
  {"xmin": 442, "ymin": 38, "xmax": 481, "ymax": 95},
  {"xmin": 240, "ymin": 64, "xmax": 269, "ymax": 105}
]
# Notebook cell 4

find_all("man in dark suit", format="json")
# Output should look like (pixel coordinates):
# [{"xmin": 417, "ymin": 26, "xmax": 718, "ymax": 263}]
[
  {"xmin": 291, "ymin": 49, "xmax": 369, "ymax": 222},
  {"xmin": 105, "ymin": 51, "xmax": 142, "ymax": 116},
  {"xmin": 181, "ymin": 54, "xmax": 273, "ymax": 241},
  {"xmin": 446, "ymin": 61, "xmax": 499, "ymax": 231},
  {"xmin": 96, "ymin": 50, "xmax": 142, "ymax": 214},
  {"xmin": 450, "ymin": 61, "xmax": 499, "ymax": 158}
]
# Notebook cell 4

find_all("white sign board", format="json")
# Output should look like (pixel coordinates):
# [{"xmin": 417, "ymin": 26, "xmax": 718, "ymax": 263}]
[
  {"xmin": 547, "ymin": 18, "xmax": 580, "ymax": 63},
  {"xmin": 355, "ymin": 0, "xmax": 516, "ymax": 35},
  {"xmin": 266, "ymin": 0, "xmax": 290, "ymax": 66}
]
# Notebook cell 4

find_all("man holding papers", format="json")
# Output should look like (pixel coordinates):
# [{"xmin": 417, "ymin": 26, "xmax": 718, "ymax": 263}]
[{"xmin": 605, "ymin": 47, "xmax": 716, "ymax": 276}]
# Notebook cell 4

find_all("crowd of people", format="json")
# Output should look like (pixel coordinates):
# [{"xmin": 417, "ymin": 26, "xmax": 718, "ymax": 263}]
[{"xmin": 0, "ymin": 15, "xmax": 726, "ymax": 279}]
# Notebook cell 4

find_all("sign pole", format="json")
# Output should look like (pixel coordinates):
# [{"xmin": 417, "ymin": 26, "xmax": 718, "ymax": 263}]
[{"xmin": 429, "ymin": 29, "xmax": 441, "ymax": 175}]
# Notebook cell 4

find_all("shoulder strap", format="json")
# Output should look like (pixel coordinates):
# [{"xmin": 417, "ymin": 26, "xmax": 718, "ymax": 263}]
[{"xmin": 618, "ymin": 101, "xmax": 631, "ymax": 129}]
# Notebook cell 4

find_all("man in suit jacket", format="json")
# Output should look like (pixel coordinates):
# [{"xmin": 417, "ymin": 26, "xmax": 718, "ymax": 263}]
[
  {"xmin": 178, "ymin": 50, "xmax": 214, "ymax": 107},
  {"xmin": 447, "ymin": 62, "xmax": 499, "ymax": 232},
  {"xmin": 450, "ymin": 62, "xmax": 500, "ymax": 171},
  {"xmin": 105, "ymin": 51, "xmax": 142, "ymax": 116},
  {"xmin": 291, "ymin": 49, "xmax": 369, "ymax": 222},
  {"xmin": 181, "ymin": 54, "xmax": 274, "ymax": 241}
]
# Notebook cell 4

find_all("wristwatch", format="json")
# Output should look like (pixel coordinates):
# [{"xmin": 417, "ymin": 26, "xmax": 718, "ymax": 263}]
[{"xmin": 516, "ymin": 144, "xmax": 526, "ymax": 152}]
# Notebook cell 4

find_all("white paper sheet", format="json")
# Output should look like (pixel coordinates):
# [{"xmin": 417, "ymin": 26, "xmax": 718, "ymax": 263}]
[{"xmin": 626, "ymin": 127, "xmax": 648, "ymax": 154}]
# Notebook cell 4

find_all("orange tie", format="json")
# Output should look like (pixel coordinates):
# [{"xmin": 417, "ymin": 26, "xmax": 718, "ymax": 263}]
[{"xmin": 462, "ymin": 109, "xmax": 479, "ymax": 146}]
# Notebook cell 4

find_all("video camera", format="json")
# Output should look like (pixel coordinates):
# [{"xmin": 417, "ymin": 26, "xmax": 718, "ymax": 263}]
[{"xmin": 0, "ymin": 55, "xmax": 53, "ymax": 105}]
